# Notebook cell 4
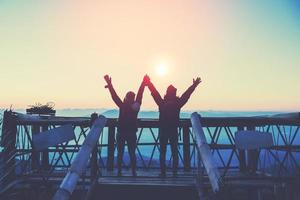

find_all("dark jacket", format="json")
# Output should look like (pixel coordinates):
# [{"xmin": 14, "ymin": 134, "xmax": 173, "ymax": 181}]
[
  {"xmin": 107, "ymin": 82, "xmax": 145, "ymax": 134},
  {"xmin": 148, "ymin": 82, "xmax": 197, "ymax": 130}
]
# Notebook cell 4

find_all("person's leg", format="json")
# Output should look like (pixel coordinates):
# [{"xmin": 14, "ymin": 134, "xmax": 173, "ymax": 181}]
[
  {"xmin": 117, "ymin": 133, "xmax": 125, "ymax": 176},
  {"xmin": 127, "ymin": 134, "xmax": 137, "ymax": 176},
  {"xmin": 170, "ymin": 130, "xmax": 179, "ymax": 176},
  {"xmin": 159, "ymin": 130, "xmax": 167, "ymax": 177}
]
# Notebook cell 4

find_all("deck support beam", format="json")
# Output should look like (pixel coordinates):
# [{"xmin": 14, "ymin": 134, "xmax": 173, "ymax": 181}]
[
  {"xmin": 107, "ymin": 126, "xmax": 115, "ymax": 171},
  {"xmin": 41, "ymin": 125, "xmax": 50, "ymax": 170},
  {"xmin": 31, "ymin": 125, "xmax": 41, "ymax": 170},
  {"xmin": 246, "ymin": 125, "xmax": 259, "ymax": 173},
  {"xmin": 90, "ymin": 113, "xmax": 99, "ymax": 180},
  {"xmin": 238, "ymin": 126, "xmax": 246, "ymax": 172},
  {"xmin": 183, "ymin": 126, "xmax": 191, "ymax": 171}
]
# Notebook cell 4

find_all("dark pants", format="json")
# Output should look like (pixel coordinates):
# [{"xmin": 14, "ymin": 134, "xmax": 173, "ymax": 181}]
[
  {"xmin": 117, "ymin": 133, "xmax": 137, "ymax": 173},
  {"xmin": 159, "ymin": 128, "xmax": 178, "ymax": 174}
]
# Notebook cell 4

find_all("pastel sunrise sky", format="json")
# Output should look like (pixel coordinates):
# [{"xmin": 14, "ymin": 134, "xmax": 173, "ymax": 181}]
[{"xmin": 1, "ymin": 0, "xmax": 300, "ymax": 111}]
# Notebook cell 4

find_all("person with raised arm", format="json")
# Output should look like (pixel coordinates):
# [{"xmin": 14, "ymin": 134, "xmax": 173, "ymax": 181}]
[
  {"xmin": 147, "ymin": 77, "xmax": 201, "ymax": 177},
  {"xmin": 104, "ymin": 74, "xmax": 149, "ymax": 176}
]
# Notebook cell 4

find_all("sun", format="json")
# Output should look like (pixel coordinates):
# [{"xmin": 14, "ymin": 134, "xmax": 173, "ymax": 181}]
[{"xmin": 155, "ymin": 63, "xmax": 168, "ymax": 76}]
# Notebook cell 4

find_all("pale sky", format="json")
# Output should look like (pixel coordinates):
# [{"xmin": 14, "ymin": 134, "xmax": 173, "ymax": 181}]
[{"xmin": 1, "ymin": 0, "xmax": 300, "ymax": 111}]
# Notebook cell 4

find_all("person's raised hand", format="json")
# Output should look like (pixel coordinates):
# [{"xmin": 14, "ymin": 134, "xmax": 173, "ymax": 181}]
[
  {"xmin": 143, "ymin": 74, "xmax": 150, "ymax": 85},
  {"xmin": 104, "ymin": 75, "xmax": 112, "ymax": 88},
  {"xmin": 193, "ymin": 77, "xmax": 201, "ymax": 87}
]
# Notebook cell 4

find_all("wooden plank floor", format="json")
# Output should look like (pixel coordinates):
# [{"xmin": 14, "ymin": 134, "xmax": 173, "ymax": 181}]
[
  {"xmin": 98, "ymin": 169, "xmax": 196, "ymax": 187},
  {"xmin": 97, "ymin": 168, "xmax": 288, "ymax": 188}
]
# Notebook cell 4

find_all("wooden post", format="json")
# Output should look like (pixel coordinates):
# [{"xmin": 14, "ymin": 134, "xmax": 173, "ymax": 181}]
[
  {"xmin": 1, "ymin": 110, "xmax": 17, "ymax": 184},
  {"xmin": 183, "ymin": 126, "xmax": 191, "ymax": 171},
  {"xmin": 191, "ymin": 112, "xmax": 221, "ymax": 193},
  {"xmin": 237, "ymin": 126, "xmax": 246, "ymax": 172},
  {"xmin": 90, "ymin": 113, "xmax": 99, "ymax": 180},
  {"xmin": 31, "ymin": 125, "xmax": 41, "ymax": 170},
  {"xmin": 247, "ymin": 126, "xmax": 258, "ymax": 173},
  {"xmin": 41, "ymin": 125, "xmax": 50, "ymax": 170},
  {"xmin": 107, "ymin": 126, "xmax": 115, "ymax": 171}
]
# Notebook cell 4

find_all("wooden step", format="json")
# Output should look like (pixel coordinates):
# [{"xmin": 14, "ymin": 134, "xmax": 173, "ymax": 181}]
[{"xmin": 98, "ymin": 176, "xmax": 196, "ymax": 187}]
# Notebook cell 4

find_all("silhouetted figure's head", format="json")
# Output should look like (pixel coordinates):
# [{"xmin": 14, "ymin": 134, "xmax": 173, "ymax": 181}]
[
  {"xmin": 164, "ymin": 85, "xmax": 177, "ymax": 101},
  {"xmin": 124, "ymin": 91, "xmax": 135, "ymax": 104}
]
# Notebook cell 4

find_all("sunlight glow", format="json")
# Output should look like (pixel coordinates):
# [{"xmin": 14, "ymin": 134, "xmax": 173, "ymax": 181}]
[{"xmin": 155, "ymin": 63, "xmax": 168, "ymax": 76}]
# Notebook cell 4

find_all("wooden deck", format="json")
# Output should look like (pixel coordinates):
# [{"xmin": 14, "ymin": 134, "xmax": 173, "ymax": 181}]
[
  {"xmin": 98, "ymin": 169, "xmax": 196, "ymax": 187},
  {"xmin": 4, "ymin": 169, "xmax": 300, "ymax": 200},
  {"xmin": 92, "ymin": 169, "xmax": 199, "ymax": 200}
]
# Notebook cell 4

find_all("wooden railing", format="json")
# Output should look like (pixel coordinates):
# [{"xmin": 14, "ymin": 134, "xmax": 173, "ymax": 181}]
[
  {"xmin": 191, "ymin": 112, "xmax": 300, "ymax": 199},
  {"xmin": 1, "ymin": 111, "xmax": 300, "ymax": 195}
]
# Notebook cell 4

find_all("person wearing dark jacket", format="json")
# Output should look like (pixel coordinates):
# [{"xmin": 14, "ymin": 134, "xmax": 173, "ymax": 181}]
[
  {"xmin": 147, "ymin": 77, "xmax": 201, "ymax": 177},
  {"xmin": 104, "ymin": 74, "xmax": 149, "ymax": 176}
]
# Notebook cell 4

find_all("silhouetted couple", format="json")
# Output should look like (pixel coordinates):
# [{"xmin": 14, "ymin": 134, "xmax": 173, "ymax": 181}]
[{"xmin": 104, "ymin": 74, "xmax": 201, "ymax": 177}]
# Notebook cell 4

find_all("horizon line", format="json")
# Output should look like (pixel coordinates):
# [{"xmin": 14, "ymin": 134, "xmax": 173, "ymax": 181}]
[{"xmin": 0, "ymin": 107, "xmax": 298, "ymax": 113}]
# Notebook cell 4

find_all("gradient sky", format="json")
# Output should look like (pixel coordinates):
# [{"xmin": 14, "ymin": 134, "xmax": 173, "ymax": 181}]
[{"xmin": 1, "ymin": 0, "xmax": 300, "ymax": 111}]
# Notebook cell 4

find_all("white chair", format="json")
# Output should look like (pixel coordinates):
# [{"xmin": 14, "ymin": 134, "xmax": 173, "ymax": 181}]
[{"xmin": 235, "ymin": 130, "xmax": 274, "ymax": 174}]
